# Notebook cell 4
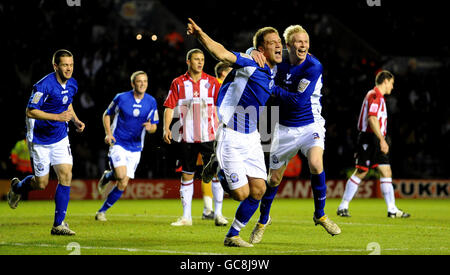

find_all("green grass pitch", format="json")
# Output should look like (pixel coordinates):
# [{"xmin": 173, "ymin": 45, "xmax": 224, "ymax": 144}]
[{"xmin": 0, "ymin": 198, "xmax": 449, "ymax": 255}]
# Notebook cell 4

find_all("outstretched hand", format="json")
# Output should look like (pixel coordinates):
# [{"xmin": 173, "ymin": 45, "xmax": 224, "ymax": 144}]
[{"xmin": 187, "ymin": 18, "xmax": 202, "ymax": 36}]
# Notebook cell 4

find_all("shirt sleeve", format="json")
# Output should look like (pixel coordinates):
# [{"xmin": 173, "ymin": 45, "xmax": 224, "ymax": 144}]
[
  {"xmin": 27, "ymin": 83, "xmax": 48, "ymax": 110},
  {"xmin": 105, "ymin": 93, "xmax": 120, "ymax": 116},
  {"xmin": 367, "ymin": 94, "xmax": 381, "ymax": 117},
  {"xmin": 232, "ymin": 51, "xmax": 258, "ymax": 69},
  {"xmin": 148, "ymin": 98, "xmax": 160, "ymax": 124},
  {"xmin": 163, "ymin": 79, "xmax": 179, "ymax": 109}
]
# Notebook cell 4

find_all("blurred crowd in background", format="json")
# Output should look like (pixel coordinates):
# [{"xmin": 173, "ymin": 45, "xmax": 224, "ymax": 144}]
[{"xmin": 1, "ymin": 0, "xmax": 448, "ymax": 180}]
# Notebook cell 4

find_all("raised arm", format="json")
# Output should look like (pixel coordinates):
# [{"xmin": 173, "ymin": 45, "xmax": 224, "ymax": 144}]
[{"xmin": 187, "ymin": 18, "xmax": 236, "ymax": 65}]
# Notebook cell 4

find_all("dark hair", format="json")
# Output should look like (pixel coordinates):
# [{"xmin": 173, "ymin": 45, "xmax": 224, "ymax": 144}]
[
  {"xmin": 375, "ymin": 70, "xmax": 394, "ymax": 86},
  {"xmin": 52, "ymin": 49, "xmax": 73, "ymax": 65},
  {"xmin": 253, "ymin": 27, "xmax": 279, "ymax": 49}
]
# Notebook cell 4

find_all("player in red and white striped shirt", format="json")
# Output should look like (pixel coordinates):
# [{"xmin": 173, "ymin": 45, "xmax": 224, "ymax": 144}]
[
  {"xmin": 163, "ymin": 48, "xmax": 227, "ymax": 226},
  {"xmin": 338, "ymin": 70, "xmax": 410, "ymax": 218}
]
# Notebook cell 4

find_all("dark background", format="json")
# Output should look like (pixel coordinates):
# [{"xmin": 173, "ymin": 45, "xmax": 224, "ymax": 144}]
[{"xmin": 1, "ymin": 0, "xmax": 448, "ymax": 180}]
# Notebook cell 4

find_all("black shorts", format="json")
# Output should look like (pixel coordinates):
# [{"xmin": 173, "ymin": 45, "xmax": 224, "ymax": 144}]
[
  {"xmin": 354, "ymin": 132, "xmax": 390, "ymax": 171},
  {"xmin": 179, "ymin": 141, "xmax": 215, "ymax": 174}
]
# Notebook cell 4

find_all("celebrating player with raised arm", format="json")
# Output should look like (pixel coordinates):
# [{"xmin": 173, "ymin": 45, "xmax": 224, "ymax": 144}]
[
  {"xmin": 248, "ymin": 25, "xmax": 341, "ymax": 244},
  {"xmin": 187, "ymin": 18, "xmax": 284, "ymax": 247}
]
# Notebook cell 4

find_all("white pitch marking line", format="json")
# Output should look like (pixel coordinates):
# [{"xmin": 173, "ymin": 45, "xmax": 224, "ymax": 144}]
[{"xmin": 0, "ymin": 242, "xmax": 225, "ymax": 255}]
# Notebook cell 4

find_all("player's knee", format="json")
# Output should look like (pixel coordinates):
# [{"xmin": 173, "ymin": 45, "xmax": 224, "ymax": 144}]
[
  {"xmin": 250, "ymin": 184, "xmax": 266, "ymax": 200},
  {"xmin": 308, "ymin": 159, "xmax": 323, "ymax": 174},
  {"xmin": 355, "ymin": 169, "xmax": 368, "ymax": 178},
  {"xmin": 232, "ymin": 189, "xmax": 249, "ymax": 201},
  {"xmin": 269, "ymin": 174, "xmax": 282, "ymax": 187},
  {"xmin": 117, "ymin": 178, "xmax": 129, "ymax": 190},
  {"xmin": 34, "ymin": 178, "xmax": 48, "ymax": 190}
]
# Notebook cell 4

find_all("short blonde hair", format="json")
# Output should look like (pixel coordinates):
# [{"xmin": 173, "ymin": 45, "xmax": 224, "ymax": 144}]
[
  {"xmin": 283, "ymin": 25, "xmax": 308, "ymax": 45},
  {"xmin": 130, "ymin": 71, "xmax": 147, "ymax": 84}
]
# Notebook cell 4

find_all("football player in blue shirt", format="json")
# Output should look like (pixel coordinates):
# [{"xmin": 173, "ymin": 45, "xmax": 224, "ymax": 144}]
[
  {"xmin": 7, "ymin": 49, "xmax": 85, "ymax": 236},
  {"xmin": 187, "ymin": 18, "xmax": 284, "ymax": 247},
  {"xmin": 248, "ymin": 25, "xmax": 341, "ymax": 244},
  {"xmin": 95, "ymin": 71, "xmax": 159, "ymax": 221}
]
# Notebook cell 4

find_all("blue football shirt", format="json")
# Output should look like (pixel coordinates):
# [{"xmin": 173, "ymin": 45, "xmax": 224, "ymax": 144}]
[
  {"xmin": 26, "ymin": 72, "xmax": 78, "ymax": 145},
  {"xmin": 273, "ymin": 53, "xmax": 325, "ymax": 127},
  {"xmin": 217, "ymin": 52, "xmax": 277, "ymax": 134},
  {"xmin": 106, "ymin": 90, "xmax": 159, "ymax": 152}
]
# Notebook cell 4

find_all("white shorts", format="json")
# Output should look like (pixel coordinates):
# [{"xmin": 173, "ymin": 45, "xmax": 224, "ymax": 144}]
[
  {"xmin": 216, "ymin": 125, "xmax": 267, "ymax": 190},
  {"xmin": 270, "ymin": 122, "xmax": 325, "ymax": 170},
  {"xmin": 108, "ymin": 145, "xmax": 141, "ymax": 179},
  {"xmin": 29, "ymin": 136, "xmax": 73, "ymax": 177}
]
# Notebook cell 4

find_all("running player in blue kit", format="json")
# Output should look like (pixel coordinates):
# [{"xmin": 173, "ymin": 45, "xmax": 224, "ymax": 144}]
[
  {"xmin": 95, "ymin": 71, "xmax": 159, "ymax": 221},
  {"xmin": 7, "ymin": 49, "xmax": 85, "ymax": 236},
  {"xmin": 187, "ymin": 18, "xmax": 285, "ymax": 247},
  {"xmin": 248, "ymin": 25, "xmax": 341, "ymax": 244}
]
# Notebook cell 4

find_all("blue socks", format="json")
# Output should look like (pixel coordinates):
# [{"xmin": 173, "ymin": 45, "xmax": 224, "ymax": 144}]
[
  {"xmin": 227, "ymin": 196, "xmax": 261, "ymax": 237},
  {"xmin": 311, "ymin": 171, "xmax": 327, "ymax": 219},
  {"xmin": 13, "ymin": 175, "xmax": 34, "ymax": 194},
  {"xmin": 258, "ymin": 183, "xmax": 279, "ymax": 224},
  {"xmin": 54, "ymin": 184, "xmax": 71, "ymax": 227},
  {"xmin": 98, "ymin": 186, "xmax": 124, "ymax": 213}
]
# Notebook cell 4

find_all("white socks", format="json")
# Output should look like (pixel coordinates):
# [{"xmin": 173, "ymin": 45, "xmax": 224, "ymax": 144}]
[
  {"xmin": 339, "ymin": 175, "xmax": 398, "ymax": 213},
  {"xmin": 339, "ymin": 175, "xmax": 361, "ymax": 210},
  {"xmin": 211, "ymin": 177, "xmax": 224, "ymax": 217},
  {"xmin": 180, "ymin": 179, "xmax": 194, "ymax": 220},
  {"xmin": 380, "ymin": 177, "xmax": 398, "ymax": 213}
]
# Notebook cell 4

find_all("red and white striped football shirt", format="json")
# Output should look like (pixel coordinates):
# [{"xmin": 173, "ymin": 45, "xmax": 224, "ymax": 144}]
[
  {"xmin": 357, "ymin": 87, "xmax": 388, "ymax": 137},
  {"xmin": 164, "ymin": 72, "xmax": 220, "ymax": 143}
]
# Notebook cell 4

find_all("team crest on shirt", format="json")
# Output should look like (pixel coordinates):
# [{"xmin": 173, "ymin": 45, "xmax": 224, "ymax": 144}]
[
  {"xmin": 298, "ymin": 78, "xmax": 311, "ymax": 93},
  {"xmin": 269, "ymin": 79, "xmax": 274, "ymax": 89},
  {"xmin": 37, "ymin": 163, "xmax": 44, "ymax": 172},
  {"xmin": 312, "ymin": 133, "xmax": 320, "ymax": 140},
  {"xmin": 272, "ymin": 155, "xmax": 279, "ymax": 164},
  {"xmin": 230, "ymin": 173, "xmax": 239, "ymax": 183},
  {"xmin": 205, "ymin": 82, "xmax": 211, "ymax": 89},
  {"xmin": 62, "ymin": 95, "xmax": 68, "ymax": 104},
  {"xmin": 133, "ymin": 108, "xmax": 140, "ymax": 117}
]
